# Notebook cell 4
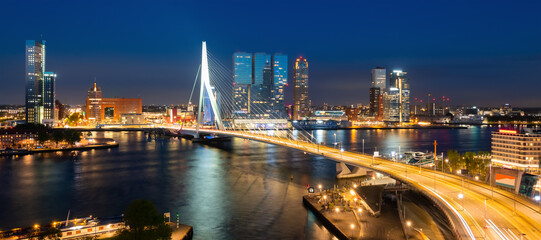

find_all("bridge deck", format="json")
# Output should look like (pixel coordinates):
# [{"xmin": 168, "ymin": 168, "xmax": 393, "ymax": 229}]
[{"xmin": 177, "ymin": 127, "xmax": 541, "ymax": 240}]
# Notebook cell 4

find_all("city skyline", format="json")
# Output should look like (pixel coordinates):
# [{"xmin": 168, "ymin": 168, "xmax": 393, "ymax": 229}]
[{"xmin": 1, "ymin": 1, "xmax": 540, "ymax": 107}]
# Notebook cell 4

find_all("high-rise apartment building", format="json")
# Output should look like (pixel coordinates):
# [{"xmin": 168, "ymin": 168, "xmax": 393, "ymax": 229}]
[
  {"xmin": 371, "ymin": 67, "xmax": 386, "ymax": 90},
  {"xmin": 43, "ymin": 72, "xmax": 56, "ymax": 120},
  {"xmin": 293, "ymin": 57, "xmax": 309, "ymax": 120},
  {"xmin": 25, "ymin": 40, "xmax": 55, "ymax": 124}
]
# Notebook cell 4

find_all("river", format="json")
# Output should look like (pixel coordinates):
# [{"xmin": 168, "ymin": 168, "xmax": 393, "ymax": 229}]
[{"xmin": 0, "ymin": 126, "xmax": 497, "ymax": 239}]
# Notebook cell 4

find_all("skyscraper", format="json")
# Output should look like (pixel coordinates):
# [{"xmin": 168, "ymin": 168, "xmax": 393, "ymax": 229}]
[
  {"xmin": 371, "ymin": 67, "xmax": 386, "ymax": 90},
  {"xmin": 232, "ymin": 52, "xmax": 287, "ymax": 117},
  {"xmin": 271, "ymin": 54, "xmax": 287, "ymax": 116},
  {"xmin": 389, "ymin": 70, "xmax": 410, "ymax": 122},
  {"xmin": 233, "ymin": 52, "xmax": 252, "ymax": 114},
  {"xmin": 383, "ymin": 88, "xmax": 401, "ymax": 122},
  {"xmin": 87, "ymin": 82, "xmax": 103, "ymax": 121},
  {"xmin": 293, "ymin": 57, "xmax": 309, "ymax": 120},
  {"xmin": 25, "ymin": 40, "xmax": 55, "ymax": 124},
  {"xmin": 370, "ymin": 67, "xmax": 386, "ymax": 120},
  {"xmin": 251, "ymin": 53, "xmax": 272, "ymax": 114},
  {"xmin": 369, "ymin": 87, "xmax": 381, "ymax": 118},
  {"xmin": 43, "ymin": 72, "xmax": 56, "ymax": 120}
]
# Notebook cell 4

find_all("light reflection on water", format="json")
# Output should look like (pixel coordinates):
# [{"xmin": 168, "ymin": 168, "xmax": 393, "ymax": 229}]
[{"xmin": 0, "ymin": 127, "xmax": 494, "ymax": 239}]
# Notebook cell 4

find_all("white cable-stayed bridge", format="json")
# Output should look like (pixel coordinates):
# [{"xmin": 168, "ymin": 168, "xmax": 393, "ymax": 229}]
[{"xmin": 165, "ymin": 42, "xmax": 541, "ymax": 240}]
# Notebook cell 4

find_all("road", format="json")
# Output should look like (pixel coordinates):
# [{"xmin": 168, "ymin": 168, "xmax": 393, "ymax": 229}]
[{"xmin": 175, "ymin": 127, "xmax": 541, "ymax": 240}]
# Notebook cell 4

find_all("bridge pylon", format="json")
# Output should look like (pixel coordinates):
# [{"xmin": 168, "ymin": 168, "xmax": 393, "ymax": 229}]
[{"xmin": 195, "ymin": 41, "xmax": 224, "ymax": 138}]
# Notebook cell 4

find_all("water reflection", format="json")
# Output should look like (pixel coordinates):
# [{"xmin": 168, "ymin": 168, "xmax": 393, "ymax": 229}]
[{"xmin": 0, "ymin": 127, "xmax": 494, "ymax": 239}]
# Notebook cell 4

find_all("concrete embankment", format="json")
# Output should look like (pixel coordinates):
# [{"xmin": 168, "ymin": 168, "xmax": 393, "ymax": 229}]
[{"xmin": 303, "ymin": 196, "xmax": 349, "ymax": 240}]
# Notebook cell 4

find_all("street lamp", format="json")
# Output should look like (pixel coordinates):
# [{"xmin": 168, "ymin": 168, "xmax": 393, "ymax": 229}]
[
  {"xmin": 318, "ymin": 184, "xmax": 322, "ymax": 193},
  {"xmin": 334, "ymin": 133, "xmax": 337, "ymax": 148},
  {"xmin": 350, "ymin": 223, "xmax": 355, "ymax": 238}
]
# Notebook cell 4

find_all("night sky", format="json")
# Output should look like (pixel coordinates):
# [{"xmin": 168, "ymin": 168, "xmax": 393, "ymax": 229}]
[{"xmin": 0, "ymin": 0, "xmax": 540, "ymax": 107}]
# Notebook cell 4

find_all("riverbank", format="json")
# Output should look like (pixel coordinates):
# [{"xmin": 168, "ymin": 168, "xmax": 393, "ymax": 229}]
[
  {"xmin": 342, "ymin": 125, "xmax": 468, "ymax": 130},
  {"xmin": 0, "ymin": 143, "xmax": 118, "ymax": 157}
]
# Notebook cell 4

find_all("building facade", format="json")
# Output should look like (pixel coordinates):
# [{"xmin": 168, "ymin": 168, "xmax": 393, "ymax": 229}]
[
  {"xmin": 492, "ymin": 129, "xmax": 541, "ymax": 171},
  {"xmin": 85, "ymin": 83, "xmax": 142, "ymax": 123},
  {"xmin": 369, "ymin": 87, "xmax": 381, "ymax": 118},
  {"xmin": 382, "ymin": 88, "xmax": 400, "ymax": 122},
  {"xmin": 371, "ymin": 67, "xmax": 386, "ymax": 90},
  {"xmin": 43, "ymin": 72, "xmax": 56, "ymax": 121},
  {"xmin": 388, "ymin": 70, "xmax": 410, "ymax": 122},
  {"xmin": 293, "ymin": 57, "xmax": 309, "ymax": 120},
  {"xmin": 232, "ymin": 52, "xmax": 287, "ymax": 118},
  {"xmin": 271, "ymin": 54, "xmax": 288, "ymax": 117},
  {"xmin": 25, "ymin": 40, "xmax": 56, "ymax": 124}
]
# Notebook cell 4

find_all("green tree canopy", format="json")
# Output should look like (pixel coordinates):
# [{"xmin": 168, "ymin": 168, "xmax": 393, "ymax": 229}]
[{"xmin": 114, "ymin": 199, "xmax": 171, "ymax": 240}]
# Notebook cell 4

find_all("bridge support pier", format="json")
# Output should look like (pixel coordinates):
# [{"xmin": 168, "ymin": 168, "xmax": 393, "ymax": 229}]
[{"xmin": 336, "ymin": 162, "xmax": 367, "ymax": 179}]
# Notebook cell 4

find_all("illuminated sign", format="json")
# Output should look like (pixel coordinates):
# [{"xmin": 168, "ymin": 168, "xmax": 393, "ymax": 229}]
[{"xmin": 499, "ymin": 129, "xmax": 517, "ymax": 134}]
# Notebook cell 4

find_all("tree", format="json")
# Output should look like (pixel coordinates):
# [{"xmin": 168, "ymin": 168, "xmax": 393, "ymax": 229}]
[
  {"xmin": 65, "ymin": 112, "xmax": 84, "ymax": 126},
  {"xmin": 52, "ymin": 131, "xmax": 64, "ymax": 147},
  {"xmin": 37, "ymin": 131, "xmax": 50, "ymax": 146},
  {"xmin": 447, "ymin": 150, "xmax": 461, "ymax": 173},
  {"xmin": 64, "ymin": 130, "xmax": 81, "ymax": 146},
  {"xmin": 114, "ymin": 199, "xmax": 171, "ymax": 240},
  {"xmin": 24, "ymin": 227, "xmax": 61, "ymax": 240}
]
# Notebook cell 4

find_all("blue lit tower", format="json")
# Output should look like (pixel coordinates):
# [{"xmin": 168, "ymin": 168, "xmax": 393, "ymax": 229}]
[
  {"xmin": 233, "ymin": 52, "xmax": 252, "ymax": 115},
  {"xmin": 271, "ymin": 54, "xmax": 287, "ymax": 117}
]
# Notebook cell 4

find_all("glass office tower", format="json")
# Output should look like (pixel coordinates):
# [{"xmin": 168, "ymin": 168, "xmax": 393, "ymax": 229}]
[
  {"xmin": 25, "ymin": 40, "xmax": 46, "ymax": 124},
  {"xmin": 371, "ymin": 67, "xmax": 386, "ymax": 90},
  {"xmin": 389, "ymin": 70, "xmax": 410, "ymax": 122},
  {"xmin": 233, "ymin": 52, "xmax": 253, "ymax": 115},
  {"xmin": 272, "ymin": 54, "xmax": 288, "ymax": 116}
]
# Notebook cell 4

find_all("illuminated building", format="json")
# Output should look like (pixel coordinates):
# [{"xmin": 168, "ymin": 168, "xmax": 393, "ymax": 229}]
[
  {"xmin": 271, "ymin": 54, "xmax": 288, "ymax": 117},
  {"xmin": 85, "ymin": 83, "xmax": 142, "ymax": 123},
  {"xmin": 87, "ymin": 83, "xmax": 102, "ymax": 121},
  {"xmin": 369, "ymin": 87, "xmax": 381, "ymax": 118},
  {"xmin": 492, "ymin": 129, "xmax": 541, "ymax": 171},
  {"xmin": 25, "ymin": 40, "xmax": 56, "ymax": 124},
  {"xmin": 382, "ymin": 88, "xmax": 400, "ymax": 122},
  {"xmin": 293, "ymin": 57, "xmax": 309, "ymax": 120},
  {"xmin": 0, "ymin": 131, "xmax": 36, "ymax": 149},
  {"xmin": 232, "ymin": 52, "xmax": 287, "ymax": 117},
  {"xmin": 43, "ymin": 72, "xmax": 56, "ymax": 121},
  {"xmin": 371, "ymin": 67, "xmax": 386, "ymax": 90},
  {"xmin": 251, "ymin": 54, "xmax": 272, "ymax": 114},
  {"xmin": 388, "ymin": 70, "xmax": 410, "ymax": 122}
]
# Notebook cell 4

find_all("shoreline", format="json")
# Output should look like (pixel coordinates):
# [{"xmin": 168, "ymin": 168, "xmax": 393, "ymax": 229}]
[{"xmin": 0, "ymin": 143, "xmax": 119, "ymax": 157}]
